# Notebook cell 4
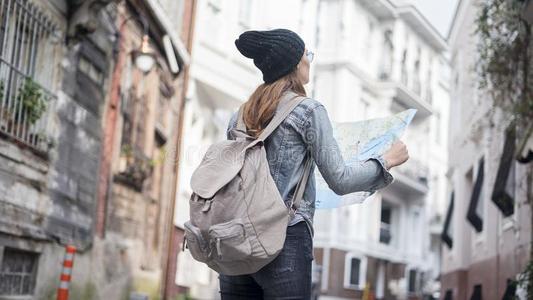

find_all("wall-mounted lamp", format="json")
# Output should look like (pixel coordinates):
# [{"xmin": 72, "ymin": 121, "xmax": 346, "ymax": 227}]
[
  {"xmin": 132, "ymin": 34, "xmax": 155, "ymax": 73},
  {"xmin": 115, "ymin": 13, "xmax": 156, "ymax": 74}
]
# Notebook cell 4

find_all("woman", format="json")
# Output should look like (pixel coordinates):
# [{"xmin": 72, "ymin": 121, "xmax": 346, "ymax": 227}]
[{"xmin": 220, "ymin": 28, "xmax": 409, "ymax": 299}]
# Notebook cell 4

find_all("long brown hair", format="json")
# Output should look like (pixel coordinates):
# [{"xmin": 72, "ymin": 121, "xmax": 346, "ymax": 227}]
[{"xmin": 242, "ymin": 69, "xmax": 306, "ymax": 137}]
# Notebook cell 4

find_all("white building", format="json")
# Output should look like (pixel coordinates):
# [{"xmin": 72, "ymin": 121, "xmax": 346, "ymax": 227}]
[
  {"xmin": 172, "ymin": 0, "xmax": 316, "ymax": 298},
  {"xmin": 441, "ymin": 0, "xmax": 532, "ymax": 299},
  {"xmin": 309, "ymin": 0, "xmax": 450, "ymax": 299},
  {"xmin": 172, "ymin": 1, "xmax": 451, "ymax": 299}
]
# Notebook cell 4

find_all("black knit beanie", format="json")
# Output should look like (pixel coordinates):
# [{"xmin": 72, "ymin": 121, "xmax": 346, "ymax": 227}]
[{"xmin": 235, "ymin": 28, "xmax": 305, "ymax": 83}]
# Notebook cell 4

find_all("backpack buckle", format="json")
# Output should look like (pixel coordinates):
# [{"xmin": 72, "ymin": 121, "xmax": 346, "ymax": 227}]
[
  {"xmin": 202, "ymin": 199, "xmax": 213, "ymax": 212},
  {"xmin": 288, "ymin": 203, "xmax": 297, "ymax": 218},
  {"xmin": 182, "ymin": 236, "xmax": 187, "ymax": 251}
]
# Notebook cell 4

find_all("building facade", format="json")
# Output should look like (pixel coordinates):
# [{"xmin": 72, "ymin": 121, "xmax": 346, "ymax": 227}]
[
  {"xmin": 309, "ymin": 0, "xmax": 450, "ymax": 299},
  {"xmin": 169, "ymin": 1, "xmax": 451, "ymax": 299},
  {"xmin": 170, "ymin": 0, "xmax": 321, "ymax": 298},
  {"xmin": 0, "ymin": 0, "xmax": 118, "ymax": 297},
  {"xmin": 95, "ymin": 0, "xmax": 191, "ymax": 298},
  {"xmin": 441, "ymin": 0, "xmax": 532, "ymax": 299},
  {"xmin": 0, "ymin": 0, "xmax": 191, "ymax": 299},
  {"xmin": 172, "ymin": 0, "xmax": 264, "ymax": 297}
]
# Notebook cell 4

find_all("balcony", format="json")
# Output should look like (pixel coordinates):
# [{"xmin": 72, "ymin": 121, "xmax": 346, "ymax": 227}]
[
  {"xmin": 114, "ymin": 145, "xmax": 154, "ymax": 192},
  {"xmin": 380, "ymin": 82, "xmax": 433, "ymax": 120},
  {"xmin": 358, "ymin": 0, "xmax": 396, "ymax": 19},
  {"xmin": 389, "ymin": 158, "xmax": 429, "ymax": 197},
  {"xmin": 379, "ymin": 223, "xmax": 392, "ymax": 244},
  {"xmin": 0, "ymin": 68, "xmax": 55, "ymax": 154},
  {"xmin": 0, "ymin": 0, "xmax": 59, "ymax": 154}
]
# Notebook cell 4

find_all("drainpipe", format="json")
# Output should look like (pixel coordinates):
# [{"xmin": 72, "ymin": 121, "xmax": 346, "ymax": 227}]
[
  {"xmin": 161, "ymin": 0, "xmax": 197, "ymax": 298},
  {"xmin": 95, "ymin": 12, "xmax": 127, "ymax": 238}
]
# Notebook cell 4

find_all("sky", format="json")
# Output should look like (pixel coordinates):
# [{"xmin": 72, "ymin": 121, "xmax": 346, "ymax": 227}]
[{"xmin": 405, "ymin": 0, "xmax": 460, "ymax": 37}]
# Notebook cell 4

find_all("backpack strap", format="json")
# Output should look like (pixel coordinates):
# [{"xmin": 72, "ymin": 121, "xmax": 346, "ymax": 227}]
[
  {"xmin": 235, "ymin": 105, "xmax": 246, "ymax": 133},
  {"xmin": 289, "ymin": 150, "xmax": 313, "ymax": 211},
  {"xmin": 256, "ymin": 92, "xmax": 304, "ymax": 142},
  {"xmin": 237, "ymin": 91, "xmax": 313, "ymax": 212}
]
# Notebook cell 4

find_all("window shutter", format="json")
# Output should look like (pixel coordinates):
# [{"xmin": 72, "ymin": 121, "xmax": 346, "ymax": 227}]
[
  {"xmin": 467, "ymin": 158, "xmax": 484, "ymax": 232},
  {"xmin": 441, "ymin": 192, "xmax": 454, "ymax": 248},
  {"xmin": 491, "ymin": 125, "xmax": 516, "ymax": 217}
]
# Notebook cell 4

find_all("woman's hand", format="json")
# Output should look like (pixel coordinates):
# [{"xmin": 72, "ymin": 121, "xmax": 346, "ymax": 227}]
[{"xmin": 383, "ymin": 141, "xmax": 409, "ymax": 170}]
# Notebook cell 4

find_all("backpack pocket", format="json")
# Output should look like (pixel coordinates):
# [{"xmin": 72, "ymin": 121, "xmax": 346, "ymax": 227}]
[
  {"xmin": 184, "ymin": 221, "xmax": 209, "ymax": 263},
  {"xmin": 208, "ymin": 219, "xmax": 251, "ymax": 262}
]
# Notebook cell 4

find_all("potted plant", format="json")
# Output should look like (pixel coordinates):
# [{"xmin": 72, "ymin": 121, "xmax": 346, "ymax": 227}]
[
  {"xmin": 16, "ymin": 77, "xmax": 47, "ymax": 125},
  {"xmin": 115, "ymin": 144, "xmax": 154, "ymax": 191}
]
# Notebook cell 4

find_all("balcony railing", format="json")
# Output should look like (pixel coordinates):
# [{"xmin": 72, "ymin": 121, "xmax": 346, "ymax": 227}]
[
  {"xmin": 0, "ymin": 0, "xmax": 59, "ymax": 153},
  {"xmin": 379, "ymin": 223, "xmax": 392, "ymax": 244},
  {"xmin": 396, "ymin": 157, "xmax": 429, "ymax": 187},
  {"xmin": 0, "ymin": 62, "xmax": 55, "ymax": 152}
]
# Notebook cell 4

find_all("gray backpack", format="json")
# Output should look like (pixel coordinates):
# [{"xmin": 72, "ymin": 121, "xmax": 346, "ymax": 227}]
[{"xmin": 183, "ymin": 91, "xmax": 313, "ymax": 275}]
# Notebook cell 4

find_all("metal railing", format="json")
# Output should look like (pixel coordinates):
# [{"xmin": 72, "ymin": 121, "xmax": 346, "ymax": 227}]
[
  {"xmin": 379, "ymin": 222, "xmax": 392, "ymax": 244},
  {"xmin": 397, "ymin": 157, "xmax": 429, "ymax": 186},
  {"xmin": 0, "ymin": 0, "xmax": 58, "ymax": 152}
]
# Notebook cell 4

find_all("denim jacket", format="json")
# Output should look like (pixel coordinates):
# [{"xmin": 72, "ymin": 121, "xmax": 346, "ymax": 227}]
[{"xmin": 226, "ymin": 90, "xmax": 393, "ymax": 240}]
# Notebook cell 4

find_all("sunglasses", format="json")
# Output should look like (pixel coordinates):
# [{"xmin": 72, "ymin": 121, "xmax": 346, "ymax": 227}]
[{"xmin": 306, "ymin": 50, "xmax": 314, "ymax": 63}]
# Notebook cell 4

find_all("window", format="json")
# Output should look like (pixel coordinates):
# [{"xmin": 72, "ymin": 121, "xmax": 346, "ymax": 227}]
[
  {"xmin": 204, "ymin": 0, "xmax": 223, "ymax": 46},
  {"xmin": 426, "ymin": 60, "xmax": 433, "ymax": 103},
  {"xmin": 380, "ymin": 205, "xmax": 392, "ymax": 244},
  {"xmin": 0, "ymin": 0, "xmax": 58, "ymax": 151},
  {"xmin": 502, "ymin": 279, "xmax": 517, "ymax": 299},
  {"xmin": 155, "ymin": 92, "xmax": 169, "ymax": 143},
  {"xmin": 434, "ymin": 112, "xmax": 441, "ymax": 144},
  {"xmin": 344, "ymin": 254, "xmax": 367, "ymax": 289},
  {"xmin": 470, "ymin": 284, "xmax": 482, "ymax": 300},
  {"xmin": 410, "ymin": 209, "xmax": 422, "ymax": 254},
  {"xmin": 444, "ymin": 289, "xmax": 453, "ymax": 300},
  {"xmin": 413, "ymin": 60, "xmax": 421, "ymax": 95},
  {"xmin": 349, "ymin": 258, "xmax": 360, "ymax": 285},
  {"xmin": 492, "ymin": 125, "xmax": 516, "ymax": 217},
  {"xmin": 0, "ymin": 248, "xmax": 39, "ymax": 295},
  {"xmin": 364, "ymin": 19, "xmax": 374, "ymax": 58},
  {"xmin": 116, "ymin": 87, "xmax": 152, "ymax": 191},
  {"xmin": 467, "ymin": 158, "xmax": 485, "ymax": 232},
  {"xmin": 401, "ymin": 49, "xmax": 408, "ymax": 86},
  {"xmin": 408, "ymin": 269, "xmax": 418, "ymax": 293},
  {"xmin": 441, "ymin": 191, "xmax": 454, "ymax": 248},
  {"xmin": 238, "ymin": 0, "xmax": 253, "ymax": 29},
  {"xmin": 379, "ymin": 29, "xmax": 393, "ymax": 80}
]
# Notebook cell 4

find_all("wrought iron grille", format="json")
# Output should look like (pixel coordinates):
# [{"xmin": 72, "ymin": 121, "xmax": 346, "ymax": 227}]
[
  {"xmin": 0, "ymin": 248, "xmax": 39, "ymax": 295},
  {"xmin": 0, "ymin": 0, "xmax": 59, "ymax": 151}
]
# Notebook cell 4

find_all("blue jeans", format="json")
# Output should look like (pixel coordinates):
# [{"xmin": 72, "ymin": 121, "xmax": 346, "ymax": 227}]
[{"xmin": 218, "ymin": 221, "xmax": 314, "ymax": 299}]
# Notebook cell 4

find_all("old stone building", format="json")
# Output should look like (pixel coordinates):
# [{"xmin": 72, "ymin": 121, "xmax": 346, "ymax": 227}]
[
  {"xmin": 96, "ymin": 0, "xmax": 191, "ymax": 298},
  {"xmin": 0, "ymin": 0, "xmax": 117, "ymax": 297},
  {"xmin": 0, "ymin": 0, "xmax": 192, "ymax": 299}
]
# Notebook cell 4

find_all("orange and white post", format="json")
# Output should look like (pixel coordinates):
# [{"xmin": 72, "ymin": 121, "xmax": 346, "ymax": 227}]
[{"xmin": 57, "ymin": 245, "xmax": 76, "ymax": 300}]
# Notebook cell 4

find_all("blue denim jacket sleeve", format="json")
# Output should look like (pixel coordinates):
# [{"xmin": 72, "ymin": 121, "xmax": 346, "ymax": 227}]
[{"xmin": 301, "ymin": 104, "xmax": 393, "ymax": 195}]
